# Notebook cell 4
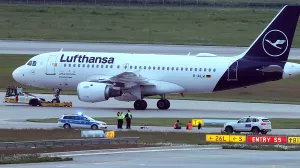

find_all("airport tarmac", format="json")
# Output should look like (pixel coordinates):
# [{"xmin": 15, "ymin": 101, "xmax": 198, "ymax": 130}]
[
  {"xmin": 1, "ymin": 92, "xmax": 300, "ymax": 120},
  {"xmin": 1, "ymin": 92, "xmax": 300, "ymax": 134},
  {"xmin": 1, "ymin": 40, "xmax": 300, "ymax": 59},
  {"xmin": 1, "ymin": 120, "xmax": 300, "ymax": 135},
  {"xmin": 2, "ymin": 146, "xmax": 300, "ymax": 168}
]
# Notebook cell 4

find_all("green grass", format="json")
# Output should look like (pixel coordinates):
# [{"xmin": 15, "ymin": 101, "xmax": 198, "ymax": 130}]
[
  {"xmin": 222, "ymin": 144, "xmax": 300, "ymax": 151},
  {"xmin": 26, "ymin": 117, "xmax": 300, "ymax": 129},
  {"xmin": 1, "ymin": 5, "xmax": 300, "ymax": 47},
  {"xmin": 0, "ymin": 154, "xmax": 72, "ymax": 164}
]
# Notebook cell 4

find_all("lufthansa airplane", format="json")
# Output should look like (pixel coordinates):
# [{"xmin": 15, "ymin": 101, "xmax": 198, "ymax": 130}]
[{"xmin": 12, "ymin": 5, "xmax": 300, "ymax": 110}]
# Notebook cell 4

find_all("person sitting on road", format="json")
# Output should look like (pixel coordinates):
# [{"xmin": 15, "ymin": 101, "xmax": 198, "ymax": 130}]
[
  {"xmin": 174, "ymin": 120, "xmax": 181, "ymax": 129},
  {"xmin": 186, "ymin": 121, "xmax": 193, "ymax": 130}
]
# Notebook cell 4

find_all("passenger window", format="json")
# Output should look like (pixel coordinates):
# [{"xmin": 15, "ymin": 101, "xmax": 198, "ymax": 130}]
[
  {"xmin": 87, "ymin": 64, "xmax": 90, "ymax": 68},
  {"xmin": 117, "ymin": 65, "xmax": 120, "ymax": 69},
  {"xmin": 162, "ymin": 67, "xmax": 165, "ymax": 70},
  {"xmin": 106, "ymin": 65, "xmax": 108, "ymax": 68},
  {"xmin": 213, "ymin": 68, "xmax": 216, "ymax": 72},
  {"xmin": 199, "ymin": 68, "xmax": 202, "ymax": 71},
  {"xmin": 204, "ymin": 68, "xmax": 206, "ymax": 71},
  {"xmin": 101, "ymin": 65, "xmax": 103, "ymax": 68},
  {"xmin": 185, "ymin": 68, "xmax": 188, "ymax": 71},
  {"xmin": 83, "ymin": 64, "xmax": 85, "ymax": 67},
  {"xmin": 69, "ymin": 64, "xmax": 71, "ymax": 67},
  {"xmin": 73, "ymin": 64, "xmax": 76, "ymax": 67},
  {"xmin": 209, "ymin": 68, "xmax": 211, "ymax": 72},
  {"xmin": 135, "ymin": 66, "xmax": 137, "ymax": 69},
  {"xmin": 176, "ymin": 67, "xmax": 178, "ymax": 71},
  {"xmin": 110, "ymin": 65, "xmax": 113, "ymax": 68},
  {"xmin": 181, "ymin": 67, "xmax": 183, "ymax": 71},
  {"xmin": 130, "ymin": 66, "xmax": 132, "ymax": 69},
  {"xmin": 92, "ymin": 65, "xmax": 94, "ymax": 68},
  {"xmin": 139, "ymin": 66, "xmax": 142, "ymax": 69},
  {"xmin": 96, "ymin": 65, "xmax": 99, "ymax": 68},
  {"xmin": 194, "ymin": 68, "xmax": 197, "ymax": 71},
  {"xmin": 78, "ymin": 64, "xmax": 81, "ymax": 67},
  {"xmin": 153, "ymin": 66, "xmax": 155, "ymax": 70},
  {"xmin": 158, "ymin": 67, "xmax": 160, "ymax": 70},
  {"xmin": 190, "ymin": 68, "xmax": 193, "ymax": 71},
  {"xmin": 167, "ymin": 67, "xmax": 169, "ymax": 70}
]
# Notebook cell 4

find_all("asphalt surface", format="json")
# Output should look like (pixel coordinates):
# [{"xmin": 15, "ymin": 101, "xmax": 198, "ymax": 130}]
[
  {"xmin": 1, "ymin": 92, "xmax": 300, "ymax": 135},
  {"xmin": 2, "ymin": 146, "xmax": 300, "ymax": 168},
  {"xmin": 1, "ymin": 92, "xmax": 300, "ymax": 119},
  {"xmin": 1, "ymin": 40, "xmax": 300, "ymax": 59}
]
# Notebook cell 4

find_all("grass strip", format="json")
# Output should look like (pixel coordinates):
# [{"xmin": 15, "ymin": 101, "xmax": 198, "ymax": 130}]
[
  {"xmin": 0, "ymin": 154, "xmax": 72, "ymax": 164},
  {"xmin": 1, "ymin": 5, "xmax": 300, "ymax": 47},
  {"xmin": 26, "ymin": 117, "xmax": 300, "ymax": 129},
  {"xmin": 222, "ymin": 144, "xmax": 300, "ymax": 151}
]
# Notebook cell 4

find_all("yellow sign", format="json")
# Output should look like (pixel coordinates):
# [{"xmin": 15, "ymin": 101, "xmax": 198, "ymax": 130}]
[
  {"xmin": 192, "ymin": 119, "xmax": 204, "ymax": 126},
  {"xmin": 287, "ymin": 137, "xmax": 300, "ymax": 144},
  {"xmin": 229, "ymin": 135, "xmax": 246, "ymax": 143},
  {"xmin": 105, "ymin": 131, "xmax": 115, "ymax": 138},
  {"xmin": 206, "ymin": 134, "xmax": 229, "ymax": 142}
]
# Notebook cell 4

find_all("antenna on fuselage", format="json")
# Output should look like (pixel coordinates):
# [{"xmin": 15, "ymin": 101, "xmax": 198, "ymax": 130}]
[
  {"xmin": 60, "ymin": 48, "xmax": 63, "ymax": 52},
  {"xmin": 187, "ymin": 52, "xmax": 191, "ymax": 56}
]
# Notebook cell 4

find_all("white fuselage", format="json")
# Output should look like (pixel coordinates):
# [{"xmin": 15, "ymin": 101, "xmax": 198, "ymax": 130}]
[{"xmin": 13, "ymin": 52, "xmax": 241, "ymax": 94}]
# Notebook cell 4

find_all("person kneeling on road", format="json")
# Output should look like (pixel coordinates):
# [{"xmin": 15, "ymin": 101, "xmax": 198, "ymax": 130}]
[{"xmin": 174, "ymin": 120, "xmax": 181, "ymax": 129}]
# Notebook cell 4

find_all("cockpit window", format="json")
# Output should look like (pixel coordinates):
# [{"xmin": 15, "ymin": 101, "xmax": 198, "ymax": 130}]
[
  {"xmin": 27, "ymin": 61, "xmax": 32, "ymax": 66},
  {"xmin": 32, "ymin": 61, "xmax": 37, "ymax": 66}
]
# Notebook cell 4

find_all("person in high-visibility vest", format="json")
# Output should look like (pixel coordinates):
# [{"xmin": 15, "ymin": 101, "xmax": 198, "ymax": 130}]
[
  {"xmin": 174, "ymin": 120, "xmax": 181, "ymax": 129},
  {"xmin": 117, "ymin": 112, "xmax": 121, "ymax": 129},
  {"xmin": 186, "ymin": 121, "xmax": 193, "ymax": 130},
  {"xmin": 120, "ymin": 112, "xmax": 125, "ymax": 129}
]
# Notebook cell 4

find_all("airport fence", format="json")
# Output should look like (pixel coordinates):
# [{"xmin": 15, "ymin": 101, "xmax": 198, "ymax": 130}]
[
  {"xmin": 0, "ymin": 137, "xmax": 139, "ymax": 149},
  {"xmin": 0, "ymin": 0, "xmax": 299, "ymax": 8}
]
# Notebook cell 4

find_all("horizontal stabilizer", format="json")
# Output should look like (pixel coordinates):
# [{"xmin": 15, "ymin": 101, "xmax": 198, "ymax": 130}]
[
  {"xmin": 256, "ymin": 65, "xmax": 283, "ymax": 73},
  {"xmin": 196, "ymin": 53, "xmax": 217, "ymax": 57}
]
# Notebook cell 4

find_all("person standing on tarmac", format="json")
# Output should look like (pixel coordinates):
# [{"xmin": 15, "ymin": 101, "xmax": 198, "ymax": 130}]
[
  {"xmin": 120, "ymin": 112, "xmax": 125, "ymax": 129},
  {"xmin": 125, "ymin": 109, "xmax": 133, "ymax": 129},
  {"xmin": 117, "ymin": 112, "xmax": 122, "ymax": 129}
]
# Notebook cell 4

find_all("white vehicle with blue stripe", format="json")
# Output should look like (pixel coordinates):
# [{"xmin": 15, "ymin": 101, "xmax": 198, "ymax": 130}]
[
  {"xmin": 58, "ymin": 112, "xmax": 107, "ymax": 130},
  {"xmin": 222, "ymin": 116, "xmax": 272, "ymax": 134}
]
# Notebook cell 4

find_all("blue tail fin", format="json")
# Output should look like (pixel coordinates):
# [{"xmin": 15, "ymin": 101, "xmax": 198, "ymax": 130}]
[{"xmin": 242, "ymin": 5, "xmax": 300, "ymax": 62}]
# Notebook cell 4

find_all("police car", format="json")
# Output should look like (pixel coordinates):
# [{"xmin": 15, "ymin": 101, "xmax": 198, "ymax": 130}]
[
  {"xmin": 222, "ymin": 116, "xmax": 272, "ymax": 134},
  {"xmin": 58, "ymin": 113, "xmax": 107, "ymax": 130}
]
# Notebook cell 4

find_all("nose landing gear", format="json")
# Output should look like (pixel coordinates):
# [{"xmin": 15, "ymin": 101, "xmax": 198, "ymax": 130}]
[{"xmin": 51, "ymin": 88, "xmax": 61, "ymax": 103}]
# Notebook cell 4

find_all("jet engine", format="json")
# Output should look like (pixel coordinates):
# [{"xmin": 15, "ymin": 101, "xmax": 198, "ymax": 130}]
[{"xmin": 77, "ymin": 82, "xmax": 122, "ymax": 102}]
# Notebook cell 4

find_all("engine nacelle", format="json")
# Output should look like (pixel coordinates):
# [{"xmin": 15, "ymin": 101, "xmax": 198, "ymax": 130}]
[{"xmin": 77, "ymin": 82, "xmax": 122, "ymax": 102}]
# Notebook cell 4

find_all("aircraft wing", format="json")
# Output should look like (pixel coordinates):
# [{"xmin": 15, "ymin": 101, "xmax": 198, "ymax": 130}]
[{"xmin": 85, "ymin": 71, "xmax": 153, "ymax": 87}]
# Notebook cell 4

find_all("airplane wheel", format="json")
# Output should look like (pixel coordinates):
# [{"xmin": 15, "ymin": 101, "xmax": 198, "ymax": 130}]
[
  {"xmin": 51, "ymin": 98, "xmax": 60, "ymax": 103},
  {"xmin": 134, "ymin": 100, "xmax": 147, "ymax": 110},
  {"xmin": 157, "ymin": 99, "xmax": 170, "ymax": 110}
]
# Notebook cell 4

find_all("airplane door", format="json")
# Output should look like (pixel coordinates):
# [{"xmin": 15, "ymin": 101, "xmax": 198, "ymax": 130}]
[
  {"xmin": 227, "ymin": 61, "xmax": 238, "ymax": 81},
  {"xmin": 123, "ymin": 63, "xmax": 130, "ymax": 72},
  {"xmin": 46, "ymin": 55, "xmax": 58, "ymax": 75}
]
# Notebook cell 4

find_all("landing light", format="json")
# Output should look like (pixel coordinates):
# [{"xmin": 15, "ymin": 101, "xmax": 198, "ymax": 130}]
[{"xmin": 77, "ymin": 112, "xmax": 84, "ymax": 116}]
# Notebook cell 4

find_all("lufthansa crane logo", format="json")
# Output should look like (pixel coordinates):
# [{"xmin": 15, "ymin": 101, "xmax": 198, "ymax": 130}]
[{"xmin": 262, "ymin": 29, "xmax": 288, "ymax": 57}]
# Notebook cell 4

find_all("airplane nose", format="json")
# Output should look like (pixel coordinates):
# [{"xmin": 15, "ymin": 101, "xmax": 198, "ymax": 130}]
[{"xmin": 12, "ymin": 67, "xmax": 22, "ymax": 83}]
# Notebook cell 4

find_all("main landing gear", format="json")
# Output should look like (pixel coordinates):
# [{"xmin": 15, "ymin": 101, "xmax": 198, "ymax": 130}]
[
  {"xmin": 157, "ymin": 95, "xmax": 170, "ymax": 110},
  {"xmin": 51, "ymin": 88, "xmax": 62, "ymax": 103},
  {"xmin": 133, "ymin": 95, "xmax": 170, "ymax": 110}
]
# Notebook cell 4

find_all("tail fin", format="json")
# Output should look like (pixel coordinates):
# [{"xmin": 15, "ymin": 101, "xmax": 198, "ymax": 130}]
[{"xmin": 241, "ymin": 5, "xmax": 300, "ymax": 62}]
